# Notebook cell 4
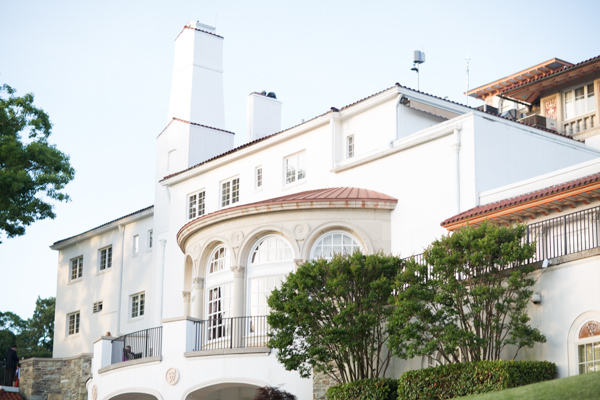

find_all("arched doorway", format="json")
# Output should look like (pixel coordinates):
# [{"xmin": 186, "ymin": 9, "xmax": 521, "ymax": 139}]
[{"xmin": 185, "ymin": 382, "xmax": 262, "ymax": 400}]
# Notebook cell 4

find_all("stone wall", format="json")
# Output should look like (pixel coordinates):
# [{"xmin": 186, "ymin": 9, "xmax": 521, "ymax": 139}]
[
  {"xmin": 20, "ymin": 354, "xmax": 92, "ymax": 400},
  {"xmin": 312, "ymin": 369, "xmax": 338, "ymax": 400}
]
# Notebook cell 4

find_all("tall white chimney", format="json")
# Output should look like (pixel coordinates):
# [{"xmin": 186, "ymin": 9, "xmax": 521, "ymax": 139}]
[
  {"xmin": 167, "ymin": 20, "xmax": 226, "ymax": 130},
  {"xmin": 246, "ymin": 92, "xmax": 282, "ymax": 142}
]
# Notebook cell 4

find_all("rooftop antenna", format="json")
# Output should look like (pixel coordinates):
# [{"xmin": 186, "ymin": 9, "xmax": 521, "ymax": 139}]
[
  {"xmin": 411, "ymin": 50, "xmax": 426, "ymax": 91},
  {"xmin": 465, "ymin": 53, "xmax": 471, "ymax": 106}
]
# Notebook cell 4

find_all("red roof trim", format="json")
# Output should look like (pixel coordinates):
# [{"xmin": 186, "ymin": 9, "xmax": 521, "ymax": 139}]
[{"xmin": 441, "ymin": 172, "xmax": 600, "ymax": 228}]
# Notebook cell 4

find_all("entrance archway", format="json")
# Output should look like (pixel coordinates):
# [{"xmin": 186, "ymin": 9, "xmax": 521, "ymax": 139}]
[{"xmin": 185, "ymin": 382, "xmax": 262, "ymax": 400}]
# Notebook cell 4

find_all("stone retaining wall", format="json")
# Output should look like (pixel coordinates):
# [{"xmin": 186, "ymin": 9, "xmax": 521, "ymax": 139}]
[{"xmin": 19, "ymin": 354, "xmax": 92, "ymax": 400}]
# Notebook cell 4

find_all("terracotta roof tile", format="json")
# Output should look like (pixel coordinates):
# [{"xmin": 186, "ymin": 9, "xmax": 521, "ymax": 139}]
[
  {"xmin": 0, "ymin": 389, "xmax": 23, "ymax": 400},
  {"xmin": 441, "ymin": 172, "xmax": 600, "ymax": 227}
]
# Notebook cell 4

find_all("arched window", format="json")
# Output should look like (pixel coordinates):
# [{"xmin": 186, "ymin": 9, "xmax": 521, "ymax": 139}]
[
  {"xmin": 247, "ymin": 235, "xmax": 294, "ymax": 319},
  {"xmin": 577, "ymin": 321, "xmax": 600, "ymax": 374},
  {"xmin": 208, "ymin": 245, "xmax": 230, "ymax": 274},
  {"xmin": 310, "ymin": 231, "xmax": 362, "ymax": 260}
]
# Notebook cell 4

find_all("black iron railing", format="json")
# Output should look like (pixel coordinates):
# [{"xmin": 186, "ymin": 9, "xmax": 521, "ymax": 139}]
[
  {"xmin": 0, "ymin": 360, "xmax": 9, "ymax": 386},
  {"xmin": 193, "ymin": 315, "xmax": 269, "ymax": 351},
  {"xmin": 110, "ymin": 326, "xmax": 162, "ymax": 365},
  {"xmin": 404, "ymin": 205, "xmax": 600, "ymax": 275}
]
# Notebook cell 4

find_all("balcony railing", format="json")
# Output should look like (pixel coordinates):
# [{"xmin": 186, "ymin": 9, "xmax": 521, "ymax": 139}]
[
  {"xmin": 192, "ymin": 315, "xmax": 269, "ymax": 351},
  {"xmin": 563, "ymin": 111, "xmax": 596, "ymax": 136},
  {"xmin": 110, "ymin": 327, "xmax": 162, "ymax": 365},
  {"xmin": 405, "ymin": 205, "xmax": 600, "ymax": 276}
]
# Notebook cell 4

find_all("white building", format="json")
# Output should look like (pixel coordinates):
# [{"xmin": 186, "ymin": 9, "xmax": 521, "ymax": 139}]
[{"xmin": 49, "ymin": 20, "xmax": 600, "ymax": 400}]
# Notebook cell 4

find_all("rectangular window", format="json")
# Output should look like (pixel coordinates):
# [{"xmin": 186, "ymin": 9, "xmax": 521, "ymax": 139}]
[
  {"xmin": 93, "ymin": 301, "xmax": 103, "ymax": 313},
  {"xmin": 285, "ymin": 151, "xmax": 306, "ymax": 184},
  {"xmin": 249, "ymin": 276, "xmax": 283, "ymax": 318},
  {"xmin": 188, "ymin": 190, "xmax": 205, "ymax": 220},
  {"xmin": 255, "ymin": 166, "xmax": 263, "ymax": 189},
  {"xmin": 346, "ymin": 135, "xmax": 355, "ymax": 159},
  {"xmin": 221, "ymin": 178, "xmax": 240, "ymax": 207},
  {"xmin": 578, "ymin": 341, "xmax": 600, "ymax": 374},
  {"xmin": 207, "ymin": 284, "xmax": 232, "ymax": 340},
  {"xmin": 99, "ymin": 246, "xmax": 112, "ymax": 270},
  {"xmin": 131, "ymin": 292, "xmax": 145, "ymax": 318},
  {"xmin": 133, "ymin": 235, "xmax": 139, "ymax": 255},
  {"xmin": 67, "ymin": 312, "xmax": 80, "ymax": 335},
  {"xmin": 70, "ymin": 256, "xmax": 83, "ymax": 281},
  {"xmin": 564, "ymin": 83, "xmax": 595, "ymax": 120},
  {"xmin": 148, "ymin": 229, "xmax": 153, "ymax": 249}
]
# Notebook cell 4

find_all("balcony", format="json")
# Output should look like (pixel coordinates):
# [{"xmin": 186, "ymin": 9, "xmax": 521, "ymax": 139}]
[
  {"xmin": 563, "ymin": 111, "xmax": 598, "ymax": 138},
  {"xmin": 109, "ymin": 326, "xmax": 163, "ymax": 365}
]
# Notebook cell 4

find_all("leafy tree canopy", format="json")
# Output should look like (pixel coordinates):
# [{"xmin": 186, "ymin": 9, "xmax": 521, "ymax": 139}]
[
  {"xmin": 1, "ymin": 296, "xmax": 55, "ymax": 359},
  {"xmin": 0, "ymin": 84, "xmax": 75, "ymax": 243},
  {"xmin": 267, "ymin": 252, "xmax": 401, "ymax": 384},
  {"xmin": 388, "ymin": 222, "xmax": 545, "ymax": 364}
]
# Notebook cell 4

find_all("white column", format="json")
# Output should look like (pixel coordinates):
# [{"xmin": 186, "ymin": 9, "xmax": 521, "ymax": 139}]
[
  {"xmin": 231, "ymin": 266, "xmax": 245, "ymax": 318},
  {"xmin": 182, "ymin": 291, "xmax": 191, "ymax": 317},
  {"xmin": 192, "ymin": 277, "xmax": 204, "ymax": 319}
]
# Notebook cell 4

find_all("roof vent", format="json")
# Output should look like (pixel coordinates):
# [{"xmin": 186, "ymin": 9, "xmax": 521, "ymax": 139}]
[{"xmin": 267, "ymin": 92, "xmax": 277, "ymax": 99}]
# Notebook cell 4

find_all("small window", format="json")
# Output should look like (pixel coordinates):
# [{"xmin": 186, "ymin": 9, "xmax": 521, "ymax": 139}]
[
  {"xmin": 564, "ymin": 83, "xmax": 595, "ymax": 120},
  {"xmin": 188, "ymin": 190, "xmax": 206, "ymax": 220},
  {"xmin": 347, "ymin": 135, "xmax": 355, "ymax": 159},
  {"xmin": 221, "ymin": 178, "xmax": 240, "ymax": 207},
  {"xmin": 70, "ymin": 256, "xmax": 83, "ymax": 281},
  {"xmin": 131, "ymin": 292, "xmax": 145, "ymax": 318},
  {"xmin": 99, "ymin": 246, "xmax": 112, "ymax": 271},
  {"xmin": 256, "ymin": 166, "xmax": 263, "ymax": 189},
  {"xmin": 93, "ymin": 301, "xmax": 103, "ymax": 313},
  {"xmin": 285, "ymin": 151, "xmax": 306, "ymax": 185},
  {"xmin": 133, "ymin": 235, "xmax": 139, "ymax": 255},
  {"xmin": 148, "ymin": 229, "xmax": 153, "ymax": 249},
  {"xmin": 310, "ymin": 231, "xmax": 362, "ymax": 260},
  {"xmin": 67, "ymin": 312, "xmax": 80, "ymax": 335}
]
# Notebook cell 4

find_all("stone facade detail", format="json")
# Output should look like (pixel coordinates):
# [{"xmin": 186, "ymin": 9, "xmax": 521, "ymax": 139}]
[
  {"xmin": 312, "ymin": 369, "xmax": 338, "ymax": 400},
  {"xmin": 19, "ymin": 354, "xmax": 92, "ymax": 400}
]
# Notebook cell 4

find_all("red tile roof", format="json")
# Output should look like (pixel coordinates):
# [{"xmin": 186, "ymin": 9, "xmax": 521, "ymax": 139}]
[
  {"xmin": 0, "ymin": 389, "xmax": 23, "ymax": 400},
  {"xmin": 441, "ymin": 172, "xmax": 600, "ymax": 229}
]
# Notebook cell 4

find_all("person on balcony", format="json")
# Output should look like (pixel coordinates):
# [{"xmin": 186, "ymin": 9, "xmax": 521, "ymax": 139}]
[
  {"xmin": 122, "ymin": 345, "xmax": 135, "ymax": 361},
  {"xmin": 5, "ymin": 345, "xmax": 18, "ymax": 386}
]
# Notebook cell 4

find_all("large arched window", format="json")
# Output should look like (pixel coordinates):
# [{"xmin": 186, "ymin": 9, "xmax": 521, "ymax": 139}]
[
  {"xmin": 310, "ymin": 230, "xmax": 362, "ymax": 260},
  {"xmin": 247, "ymin": 235, "xmax": 294, "ymax": 319},
  {"xmin": 576, "ymin": 320, "xmax": 600, "ymax": 374},
  {"xmin": 205, "ymin": 245, "xmax": 232, "ymax": 340}
]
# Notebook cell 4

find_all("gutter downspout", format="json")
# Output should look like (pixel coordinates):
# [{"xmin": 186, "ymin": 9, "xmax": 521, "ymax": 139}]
[
  {"xmin": 452, "ymin": 127, "xmax": 462, "ymax": 214},
  {"xmin": 117, "ymin": 224, "xmax": 125, "ymax": 334}
]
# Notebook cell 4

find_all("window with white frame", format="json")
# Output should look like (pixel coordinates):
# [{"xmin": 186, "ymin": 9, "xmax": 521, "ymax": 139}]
[
  {"xmin": 133, "ymin": 235, "xmax": 139, "ymax": 255},
  {"xmin": 221, "ymin": 178, "xmax": 239, "ymax": 207},
  {"xmin": 148, "ymin": 229, "xmax": 153, "ymax": 249},
  {"xmin": 249, "ymin": 235, "xmax": 293, "ymax": 265},
  {"xmin": 70, "ymin": 256, "xmax": 83, "ymax": 281},
  {"xmin": 249, "ymin": 276, "xmax": 283, "ymax": 318},
  {"xmin": 255, "ymin": 166, "xmax": 263, "ymax": 189},
  {"xmin": 99, "ymin": 246, "xmax": 112, "ymax": 271},
  {"xmin": 208, "ymin": 245, "xmax": 230, "ymax": 274},
  {"xmin": 577, "ymin": 320, "xmax": 600, "ymax": 374},
  {"xmin": 131, "ymin": 292, "xmax": 145, "ymax": 318},
  {"xmin": 346, "ymin": 135, "xmax": 355, "ymax": 159},
  {"xmin": 564, "ymin": 83, "xmax": 595, "ymax": 120},
  {"xmin": 285, "ymin": 151, "xmax": 306, "ymax": 184},
  {"xmin": 310, "ymin": 231, "xmax": 362, "ymax": 260},
  {"xmin": 188, "ymin": 190, "xmax": 206, "ymax": 220},
  {"xmin": 93, "ymin": 301, "xmax": 103, "ymax": 313},
  {"xmin": 67, "ymin": 312, "xmax": 80, "ymax": 336}
]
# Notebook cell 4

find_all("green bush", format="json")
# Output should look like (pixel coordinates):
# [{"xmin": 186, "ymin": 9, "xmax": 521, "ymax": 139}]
[
  {"xmin": 326, "ymin": 378, "xmax": 400, "ymax": 400},
  {"xmin": 398, "ymin": 360, "xmax": 556, "ymax": 400}
]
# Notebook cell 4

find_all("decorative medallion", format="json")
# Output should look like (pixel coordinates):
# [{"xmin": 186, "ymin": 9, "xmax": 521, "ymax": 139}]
[
  {"xmin": 166, "ymin": 367, "xmax": 180, "ymax": 385},
  {"xmin": 579, "ymin": 321, "xmax": 600, "ymax": 339},
  {"xmin": 544, "ymin": 97, "xmax": 557, "ymax": 121},
  {"xmin": 231, "ymin": 230, "xmax": 244, "ymax": 248},
  {"xmin": 294, "ymin": 223, "xmax": 310, "ymax": 240},
  {"xmin": 92, "ymin": 385, "xmax": 98, "ymax": 400}
]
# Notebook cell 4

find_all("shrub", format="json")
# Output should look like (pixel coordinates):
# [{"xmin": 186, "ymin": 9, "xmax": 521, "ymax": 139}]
[
  {"xmin": 254, "ymin": 386, "xmax": 297, "ymax": 400},
  {"xmin": 398, "ymin": 360, "xmax": 556, "ymax": 400},
  {"xmin": 326, "ymin": 378, "xmax": 399, "ymax": 400}
]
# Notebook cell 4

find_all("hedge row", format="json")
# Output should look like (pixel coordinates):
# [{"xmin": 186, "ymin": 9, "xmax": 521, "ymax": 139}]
[
  {"xmin": 398, "ymin": 360, "xmax": 557, "ymax": 400},
  {"xmin": 326, "ymin": 378, "xmax": 399, "ymax": 400},
  {"xmin": 325, "ymin": 361, "xmax": 556, "ymax": 400}
]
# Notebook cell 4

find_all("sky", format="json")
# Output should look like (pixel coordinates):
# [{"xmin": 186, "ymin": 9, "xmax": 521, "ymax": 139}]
[{"xmin": 1, "ymin": 0, "xmax": 598, "ymax": 320}]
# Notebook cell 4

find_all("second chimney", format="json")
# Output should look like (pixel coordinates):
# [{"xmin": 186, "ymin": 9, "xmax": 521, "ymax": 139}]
[{"xmin": 246, "ymin": 91, "xmax": 282, "ymax": 142}]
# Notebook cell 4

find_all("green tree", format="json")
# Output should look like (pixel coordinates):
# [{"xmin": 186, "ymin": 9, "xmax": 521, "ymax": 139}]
[
  {"xmin": 0, "ymin": 84, "xmax": 75, "ymax": 243},
  {"xmin": 388, "ymin": 222, "xmax": 546, "ymax": 364},
  {"xmin": 1, "ymin": 297, "xmax": 55, "ymax": 359},
  {"xmin": 267, "ymin": 252, "xmax": 401, "ymax": 384}
]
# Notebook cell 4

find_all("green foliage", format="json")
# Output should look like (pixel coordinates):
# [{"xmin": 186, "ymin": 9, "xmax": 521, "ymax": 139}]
[
  {"xmin": 388, "ymin": 222, "xmax": 545, "ymax": 363},
  {"xmin": 268, "ymin": 251, "xmax": 402, "ymax": 384},
  {"xmin": 398, "ymin": 360, "xmax": 556, "ymax": 400},
  {"xmin": 0, "ymin": 84, "xmax": 75, "ymax": 243},
  {"xmin": 1, "ymin": 296, "xmax": 55, "ymax": 359},
  {"xmin": 326, "ymin": 378, "xmax": 399, "ymax": 400},
  {"xmin": 253, "ymin": 386, "xmax": 297, "ymax": 400}
]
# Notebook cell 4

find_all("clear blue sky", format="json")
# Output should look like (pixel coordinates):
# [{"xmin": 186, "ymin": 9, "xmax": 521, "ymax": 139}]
[{"xmin": 1, "ymin": 0, "xmax": 598, "ymax": 319}]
